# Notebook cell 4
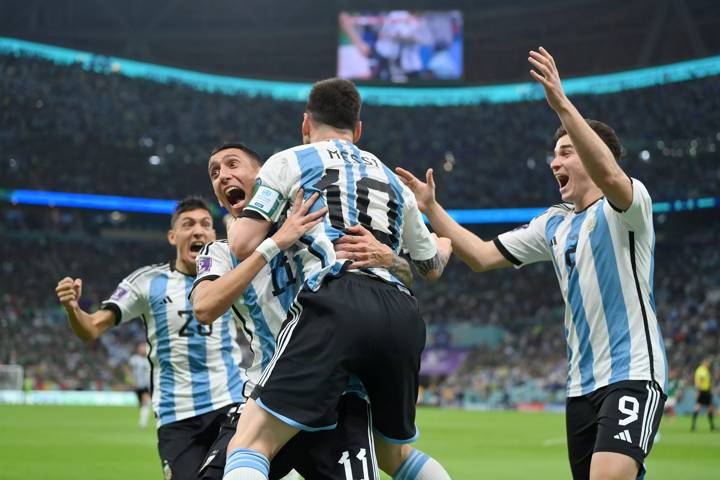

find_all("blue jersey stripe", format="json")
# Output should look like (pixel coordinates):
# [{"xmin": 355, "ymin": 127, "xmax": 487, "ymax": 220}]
[
  {"xmin": 296, "ymin": 146, "xmax": 337, "ymax": 241},
  {"xmin": 150, "ymin": 274, "xmax": 176, "ymax": 424},
  {"xmin": 335, "ymin": 140, "xmax": 358, "ymax": 226},
  {"xmin": 292, "ymin": 254, "xmax": 306, "ymax": 285},
  {"xmin": 544, "ymin": 215, "xmax": 565, "ymax": 279},
  {"xmin": 590, "ymin": 203, "xmax": 631, "ymax": 384},
  {"xmin": 220, "ymin": 310, "xmax": 245, "ymax": 403},
  {"xmin": 183, "ymin": 276, "xmax": 213, "ymax": 413},
  {"xmin": 243, "ymin": 284, "xmax": 277, "ymax": 371},
  {"xmin": 565, "ymin": 212, "xmax": 596, "ymax": 395},
  {"xmin": 269, "ymin": 254, "xmax": 297, "ymax": 314}
]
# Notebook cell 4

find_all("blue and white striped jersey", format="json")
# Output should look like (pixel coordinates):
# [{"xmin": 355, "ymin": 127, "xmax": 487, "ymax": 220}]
[
  {"xmin": 190, "ymin": 240, "xmax": 298, "ymax": 394},
  {"xmin": 243, "ymin": 139, "xmax": 437, "ymax": 290},
  {"xmin": 102, "ymin": 261, "xmax": 245, "ymax": 426},
  {"xmin": 496, "ymin": 179, "xmax": 667, "ymax": 397}
]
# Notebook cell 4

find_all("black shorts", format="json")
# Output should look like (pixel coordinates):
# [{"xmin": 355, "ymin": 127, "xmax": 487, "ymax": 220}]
[
  {"xmin": 252, "ymin": 273, "xmax": 425, "ymax": 443},
  {"xmin": 135, "ymin": 387, "xmax": 150, "ymax": 403},
  {"xmin": 697, "ymin": 390, "xmax": 713, "ymax": 406},
  {"xmin": 157, "ymin": 404, "xmax": 239, "ymax": 480},
  {"xmin": 566, "ymin": 380, "xmax": 666, "ymax": 480},
  {"xmin": 198, "ymin": 394, "xmax": 379, "ymax": 480}
]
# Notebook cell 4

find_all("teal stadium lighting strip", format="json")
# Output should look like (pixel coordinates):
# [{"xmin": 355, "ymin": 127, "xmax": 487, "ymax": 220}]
[
  {"xmin": 2, "ymin": 37, "xmax": 720, "ymax": 106},
  {"xmin": 1, "ymin": 190, "xmax": 717, "ymax": 224}
]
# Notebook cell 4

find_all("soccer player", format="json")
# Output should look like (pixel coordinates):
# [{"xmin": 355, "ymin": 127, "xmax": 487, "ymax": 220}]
[
  {"xmin": 128, "ymin": 342, "xmax": 152, "ymax": 428},
  {"xmin": 192, "ymin": 142, "xmax": 432, "ymax": 479},
  {"xmin": 55, "ymin": 197, "xmax": 246, "ymax": 480},
  {"xmin": 218, "ymin": 79, "xmax": 453, "ymax": 480},
  {"xmin": 395, "ymin": 47, "xmax": 667, "ymax": 480},
  {"xmin": 691, "ymin": 358, "xmax": 715, "ymax": 431}
]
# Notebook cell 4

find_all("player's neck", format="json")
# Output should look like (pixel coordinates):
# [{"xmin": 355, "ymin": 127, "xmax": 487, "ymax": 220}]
[
  {"xmin": 174, "ymin": 258, "xmax": 196, "ymax": 277},
  {"xmin": 573, "ymin": 186, "xmax": 604, "ymax": 212},
  {"xmin": 309, "ymin": 127, "xmax": 354, "ymax": 144}
]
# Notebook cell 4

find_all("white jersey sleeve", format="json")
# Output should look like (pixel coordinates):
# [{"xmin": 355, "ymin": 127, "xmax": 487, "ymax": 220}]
[
  {"xmin": 495, "ymin": 209, "xmax": 556, "ymax": 268},
  {"xmin": 400, "ymin": 189, "xmax": 437, "ymax": 261},
  {"xmin": 243, "ymin": 152, "xmax": 299, "ymax": 224},
  {"xmin": 190, "ymin": 241, "xmax": 235, "ymax": 295},
  {"xmin": 605, "ymin": 177, "xmax": 653, "ymax": 232},
  {"xmin": 101, "ymin": 267, "xmax": 152, "ymax": 325}
]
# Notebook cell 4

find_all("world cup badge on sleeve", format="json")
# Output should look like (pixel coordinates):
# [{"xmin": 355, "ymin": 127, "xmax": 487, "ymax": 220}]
[
  {"xmin": 110, "ymin": 287, "xmax": 128, "ymax": 301},
  {"xmin": 198, "ymin": 257, "xmax": 212, "ymax": 275}
]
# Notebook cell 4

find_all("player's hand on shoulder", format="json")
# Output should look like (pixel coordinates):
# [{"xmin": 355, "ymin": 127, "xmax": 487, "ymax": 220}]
[
  {"xmin": 395, "ymin": 167, "xmax": 437, "ymax": 213},
  {"xmin": 55, "ymin": 277, "xmax": 83, "ymax": 309},
  {"xmin": 271, "ymin": 189, "xmax": 327, "ymax": 250},
  {"xmin": 528, "ymin": 46, "xmax": 568, "ymax": 112},
  {"xmin": 335, "ymin": 224, "xmax": 393, "ymax": 269}
]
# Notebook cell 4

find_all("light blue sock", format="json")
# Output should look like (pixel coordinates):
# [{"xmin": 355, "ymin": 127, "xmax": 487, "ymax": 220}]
[
  {"xmin": 223, "ymin": 448, "xmax": 269, "ymax": 480},
  {"xmin": 393, "ymin": 448, "xmax": 451, "ymax": 480}
]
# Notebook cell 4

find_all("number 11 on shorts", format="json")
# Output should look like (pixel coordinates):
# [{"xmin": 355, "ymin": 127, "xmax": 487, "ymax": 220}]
[{"xmin": 338, "ymin": 449, "xmax": 369, "ymax": 480}]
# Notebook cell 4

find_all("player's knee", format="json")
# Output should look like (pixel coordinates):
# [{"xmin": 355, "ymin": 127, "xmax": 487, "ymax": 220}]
[
  {"xmin": 373, "ymin": 439, "xmax": 412, "ymax": 476},
  {"xmin": 589, "ymin": 452, "xmax": 639, "ymax": 480},
  {"xmin": 227, "ymin": 401, "xmax": 298, "ymax": 460}
]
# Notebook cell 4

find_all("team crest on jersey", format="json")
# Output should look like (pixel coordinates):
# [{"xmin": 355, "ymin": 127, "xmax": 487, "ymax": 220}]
[
  {"xmin": 198, "ymin": 257, "xmax": 212, "ymax": 275},
  {"xmin": 110, "ymin": 287, "xmax": 128, "ymax": 301},
  {"xmin": 584, "ymin": 210, "xmax": 597, "ymax": 234}
]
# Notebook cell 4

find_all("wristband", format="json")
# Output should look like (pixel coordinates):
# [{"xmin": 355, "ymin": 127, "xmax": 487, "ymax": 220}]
[{"xmin": 255, "ymin": 238, "xmax": 281, "ymax": 263}]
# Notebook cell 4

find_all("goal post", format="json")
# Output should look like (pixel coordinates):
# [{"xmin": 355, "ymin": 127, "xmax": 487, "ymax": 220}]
[{"xmin": 0, "ymin": 364, "xmax": 24, "ymax": 391}]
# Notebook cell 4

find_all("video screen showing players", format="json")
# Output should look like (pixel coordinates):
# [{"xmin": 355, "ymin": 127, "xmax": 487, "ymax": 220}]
[{"xmin": 338, "ymin": 10, "xmax": 463, "ymax": 83}]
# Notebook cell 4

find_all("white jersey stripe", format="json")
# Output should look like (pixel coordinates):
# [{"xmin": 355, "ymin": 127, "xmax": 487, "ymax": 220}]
[{"xmin": 258, "ymin": 303, "xmax": 303, "ymax": 387}]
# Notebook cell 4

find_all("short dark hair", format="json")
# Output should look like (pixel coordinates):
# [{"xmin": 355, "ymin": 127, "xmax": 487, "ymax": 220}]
[
  {"xmin": 171, "ymin": 196, "xmax": 211, "ymax": 227},
  {"xmin": 553, "ymin": 119, "xmax": 624, "ymax": 161},
  {"xmin": 306, "ymin": 78, "xmax": 361, "ymax": 131},
  {"xmin": 210, "ymin": 142, "xmax": 263, "ymax": 167}
]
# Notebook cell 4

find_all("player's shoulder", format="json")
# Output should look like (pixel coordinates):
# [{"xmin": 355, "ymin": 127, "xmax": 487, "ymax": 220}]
[
  {"xmin": 266, "ymin": 143, "xmax": 313, "ymax": 163},
  {"xmin": 526, "ymin": 203, "xmax": 572, "ymax": 225},
  {"xmin": 547, "ymin": 202, "xmax": 574, "ymax": 215},
  {"xmin": 199, "ymin": 239, "xmax": 231, "ymax": 256},
  {"xmin": 125, "ymin": 261, "xmax": 170, "ymax": 284},
  {"xmin": 629, "ymin": 177, "xmax": 651, "ymax": 199}
]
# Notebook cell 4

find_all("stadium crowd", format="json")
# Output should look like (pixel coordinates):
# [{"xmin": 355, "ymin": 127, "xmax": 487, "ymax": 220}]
[
  {"xmin": 1, "ymin": 205, "xmax": 717, "ymax": 406},
  {"xmin": 2, "ymin": 53, "xmax": 719, "ymax": 209},
  {"xmin": 1, "ymin": 54, "xmax": 718, "ymax": 407}
]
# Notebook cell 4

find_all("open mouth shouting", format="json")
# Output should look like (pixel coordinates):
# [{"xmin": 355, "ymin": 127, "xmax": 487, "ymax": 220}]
[
  {"xmin": 189, "ymin": 241, "xmax": 205, "ymax": 256},
  {"xmin": 556, "ymin": 173, "xmax": 570, "ymax": 192},
  {"xmin": 224, "ymin": 185, "xmax": 247, "ymax": 210}
]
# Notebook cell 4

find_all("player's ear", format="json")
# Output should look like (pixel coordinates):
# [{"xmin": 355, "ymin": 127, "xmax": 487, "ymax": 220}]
[
  {"xmin": 353, "ymin": 120, "xmax": 362, "ymax": 143},
  {"xmin": 167, "ymin": 228, "xmax": 177, "ymax": 246},
  {"xmin": 302, "ymin": 113, "xmax": 311, "ymax": 142}
]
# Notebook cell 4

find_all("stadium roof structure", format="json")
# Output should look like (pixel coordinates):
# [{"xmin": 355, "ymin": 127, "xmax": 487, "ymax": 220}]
[{"xmin": 1, "ymin": 0, "xmax": 718, "ymax": 84}]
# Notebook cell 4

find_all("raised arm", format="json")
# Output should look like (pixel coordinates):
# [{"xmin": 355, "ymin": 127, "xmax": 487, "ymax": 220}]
[
  {"xmin": 192, "ymin": 191, "xmax": 326, "ymax": 324},
  {"xmin": 395, "ymin": 167, "xmax": 511, "ymax": 273},
  {"xmin": 529, "ymin": 46, "xmax": 633, "ymax": 210},
  {"xmin": 55, "ymin": 277, "xmax": 116, "ymax": 342}
]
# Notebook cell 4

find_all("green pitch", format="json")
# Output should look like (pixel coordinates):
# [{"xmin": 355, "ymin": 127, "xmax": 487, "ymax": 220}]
[{"xmin": 0, "ymin": 405, "xmax": 717, "ymax": 479}]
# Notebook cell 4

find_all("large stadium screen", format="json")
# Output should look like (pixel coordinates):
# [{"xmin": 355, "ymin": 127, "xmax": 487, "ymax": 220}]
[{"xmin": 338, "ymin": 10, "xmax": 463, "ymax": 83}]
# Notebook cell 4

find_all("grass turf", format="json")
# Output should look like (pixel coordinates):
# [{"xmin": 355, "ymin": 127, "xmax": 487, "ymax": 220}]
[{"xmin": 0, "ymin": 405, "xmax": 717, "ymax": 479}]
